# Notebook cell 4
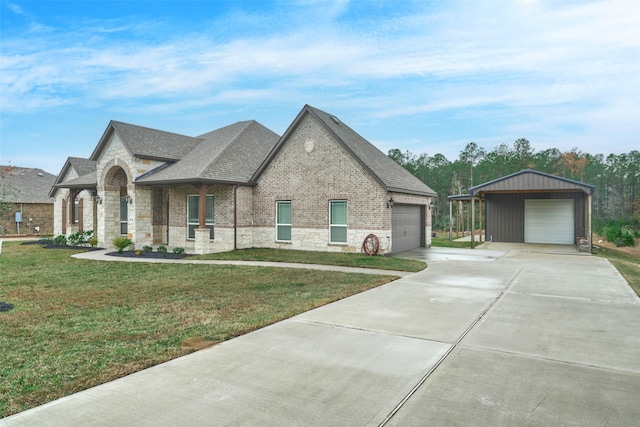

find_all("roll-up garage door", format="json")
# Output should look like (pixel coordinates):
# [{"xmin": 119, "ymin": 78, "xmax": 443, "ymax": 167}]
[
  {"xmin": 524, "ymin": 199, "xmax": 574, "ymax": 244},
  {"xmin": 392, "ymin": 204, "xmax": 423, "ymax": 252}
]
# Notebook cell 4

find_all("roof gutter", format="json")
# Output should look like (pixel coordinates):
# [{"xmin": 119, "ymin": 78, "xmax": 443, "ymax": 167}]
[
  {"xmin": 386, "ymin": 186, "xmax": 438, "ymax": 197},
  {"xmin": 134, "ymin": 178, "xmax": 257, "ymax": 187}
]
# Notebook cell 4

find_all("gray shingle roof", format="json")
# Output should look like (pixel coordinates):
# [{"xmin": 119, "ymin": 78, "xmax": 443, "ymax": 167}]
[
  {"xmin": 50, "ymin": 157, "xmax": 97, "ymax": 196},
  {"xmin": 136, "ymin": 121, "xmax": 280, "ymax": 185},
  {"xmin": 254, "ymin": 105, "xmax": 437, "ymax": 197},
  {"xmin": 53, "ymin": 107, "xmax": 437, "ymax": 197},
  {"xmin": 0, "ymin": 166, "xmax": 57, "ymax": 203},
  {"xmin": 54, "ymin": 171, "xmax": 97, "ymax": 189},
  {"xmin": 91, "ymin": 121, "xmax": 202, "ymax": 162},
  {"xmin": 68, "ymin": 157, "xmax": 96, "ymax": 177}
]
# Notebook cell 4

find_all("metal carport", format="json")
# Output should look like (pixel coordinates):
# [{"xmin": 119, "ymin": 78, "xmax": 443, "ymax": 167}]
[{"xmin": 449, "ymin": 169, "xmax": 595, "ymax": 251}]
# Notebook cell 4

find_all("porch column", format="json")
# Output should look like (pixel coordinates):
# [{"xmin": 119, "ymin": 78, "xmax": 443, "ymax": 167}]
[
  {"xmin": 197, "ymin": 184, "xmax": 209, "ymax": 228},
  {"xmin": 479, "ymin": 198, "xmax": 483, "ymax": 243},
  {"xmin": 471, "ymin": 196, "xmax": 475, "ymax": 249},
  {"xmin": 449, "ymin": 200, "xmax": 452, "ymax": 241},
  {"xmin": 62, "ymin": 199, "xmax": 67, "ymax": 235},
  {"xmin": 132, "ymin": 186, "xmax": 153, "ymax": 248},
  {"xmin": 587, "ymin": 194, "xmax": 593, "ymax": 252},
  {"xmin": 194, "ymin": 184, "xmax": 210, "ymax": 255}
]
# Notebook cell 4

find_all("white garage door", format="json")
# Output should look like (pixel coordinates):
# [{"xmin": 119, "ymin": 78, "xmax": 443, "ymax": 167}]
[
  {"xmin": 524, "ymin": 199, "xmax": 574, "ymax": 244},
  {"xmin": 392, "ymin": 204, "xmax": 422, "ymax": 252}
]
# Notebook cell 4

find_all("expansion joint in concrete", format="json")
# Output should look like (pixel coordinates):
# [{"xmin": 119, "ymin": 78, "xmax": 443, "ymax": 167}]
[{"xmin": 377, "ymin": 268, "xmax": 524, "ymax": 427}]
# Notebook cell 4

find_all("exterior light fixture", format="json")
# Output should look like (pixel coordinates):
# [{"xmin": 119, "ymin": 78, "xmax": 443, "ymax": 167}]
[
  {"xmin": 95, "ymin": 195, "xmax": 102, "ymax": 204},
  {"xmin": 124, "ymin": 194, "xmax": 133, "ymax": 204},
  {"xmin": 387, "ymin": 197, "xmax": 394, "ymax": 208}
]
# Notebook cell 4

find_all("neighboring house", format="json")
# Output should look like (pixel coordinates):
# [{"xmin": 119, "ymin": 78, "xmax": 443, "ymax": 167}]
[
  {"xmin": 0, "ymin": 166, "xmax": 57, "ymax": 235},
  {"xmin": 52, "ymin": 105, "xmax": 437, "ymax": 254},
  {"xmin": 449, "ymin": 169, "xmax": 594, "ymax": 249}
]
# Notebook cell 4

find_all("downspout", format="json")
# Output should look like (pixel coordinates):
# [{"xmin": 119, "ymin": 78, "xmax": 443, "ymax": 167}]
[{"xmin": 234, "ymin": 185, "xmax": 238, "ymax": 250}]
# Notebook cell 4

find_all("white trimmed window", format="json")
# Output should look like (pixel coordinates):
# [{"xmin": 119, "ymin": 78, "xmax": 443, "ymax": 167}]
[
  {"xmin": 73, "ymin": 197, "xmax": 79, "ymax": 224},
  {"xmin": 119, "ymin": 197, "xmax": 128, "ymax": 235},
  {"xmin": 187, "ymin": 195, "xmax": 214, "ymax": 240},
  {"xmin": 329, "ymin": 200, "xmax": 347, "ymax": 244},
  {"xmin": 276, "ymin": 201, "xmax": 292, "ymax": 242}
]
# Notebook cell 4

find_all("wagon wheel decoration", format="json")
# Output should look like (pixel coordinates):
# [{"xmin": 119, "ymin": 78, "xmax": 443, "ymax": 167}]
[{"xmin": 362, "ymin": 233, "xmax": 380, "ymax": 256}]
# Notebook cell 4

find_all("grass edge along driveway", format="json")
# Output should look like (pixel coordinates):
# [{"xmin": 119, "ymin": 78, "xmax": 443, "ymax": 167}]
[{"xmin": 0, "ymin": 243, "xmax": 421, "ymax": 417}]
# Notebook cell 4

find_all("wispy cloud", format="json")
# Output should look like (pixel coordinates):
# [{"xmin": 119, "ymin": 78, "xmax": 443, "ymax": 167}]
[{"xmin": 0, "ymin": 0, "xmax": 637, "ymax": 163}]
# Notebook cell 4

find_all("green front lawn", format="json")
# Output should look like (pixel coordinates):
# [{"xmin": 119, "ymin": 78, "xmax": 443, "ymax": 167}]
[
  {"xmin": 0, "ymin": 243, "xmax": 399, "ymax": 417},
  {"xmin": 192, "ymin": 248, "xmax": 427, "ymax": 272},
  {"xmin": 430, "ymin": 234, "xmax": 472, "ymax": 249}
]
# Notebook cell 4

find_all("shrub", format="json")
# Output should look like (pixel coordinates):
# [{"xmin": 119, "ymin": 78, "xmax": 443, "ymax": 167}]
[
  {"xmin": 172, "ymin": 247, "xmax": 185, "ymax": 255},
  {"xmin": 615, "ymin": 232, "xmax": 635, "ymax": 247},
  {"xmin": 88, "ymin": 237, "xmax": 98, "ymax": 247},
  {"xmin": 67, "ymin": 230, "xmax": 94, "ymax": 247},
  {"xmin": 53, "ymin": 235, "xmax": 67, "ymax": 246},
  {"xmin": 67, "ymin": 232, "xmax": 82, "ymax": 246},
  {"xmin": 157, "ymin": 245, "xmax": 167, "ymax": 254},
  {"xmin": 601, "ymin": 224, "xmax": 622, "ymax": 244},
  {"xmin": 112, "ymin": 237, "xmax": 133, "ymax": 253},
  {"xmin": 142, "ymin": 245, "xmax": 153, "ymax": 252}
]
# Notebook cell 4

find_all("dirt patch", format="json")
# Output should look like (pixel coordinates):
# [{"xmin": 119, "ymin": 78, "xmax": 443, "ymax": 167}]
[
  {"xmin": 180, "ymin": 337, "xmax": 218, "ymax": 350},
  {"xmin": 593, "ymin": 234, "xmax": 640, "ymax": 258}
]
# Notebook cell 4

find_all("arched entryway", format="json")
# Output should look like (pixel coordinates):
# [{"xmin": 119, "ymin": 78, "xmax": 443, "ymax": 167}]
[{"xmin": 99, "ymin": 165, "xmax": 132, "ymax": 247}]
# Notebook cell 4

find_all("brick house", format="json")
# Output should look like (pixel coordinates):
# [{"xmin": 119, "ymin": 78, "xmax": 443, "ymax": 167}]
[
  {"xmin": 0, "ymin": 166, "xmax": 57, "ymax": 235},
  {"xmin": 52, "ymin": 105, "xmax": 437, "ymax": 254}
]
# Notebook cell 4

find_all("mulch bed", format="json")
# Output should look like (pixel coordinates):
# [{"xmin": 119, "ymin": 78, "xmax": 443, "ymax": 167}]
[
  {"xmin": 19, "ymin": 240, "xmax": 190, "ymax": 259},
  {"xmin": 0, "ymin": 302, "xmax": 15, "ymax": 312},
  {"xmin": 106, "ymin": 251, "xmax": 192, "ymax": 260}
]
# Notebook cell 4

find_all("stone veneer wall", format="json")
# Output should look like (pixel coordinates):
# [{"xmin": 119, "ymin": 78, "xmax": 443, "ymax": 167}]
[
  {"xmin": 95, "ymin": 132, "xmax": 166, "ymax": 248},
  {"xmin": 52, "ymin": 187, "xmax": 96, "ymax": 237}
]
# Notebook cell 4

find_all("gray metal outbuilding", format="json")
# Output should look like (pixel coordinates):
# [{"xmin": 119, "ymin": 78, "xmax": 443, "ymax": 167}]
[{"xmin": 450, "ymin": 169, "xmax": 595, "ymax": 250}]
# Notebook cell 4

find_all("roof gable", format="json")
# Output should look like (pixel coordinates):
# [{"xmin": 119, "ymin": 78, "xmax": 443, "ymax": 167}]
[
  {"xmin": 50, "ymin": 157, "xmax": 97, "ymax": 196},
  {"xmin": 254, "ymin": 105, "xmax": 437, "ymax": 196},
  {"xmin": 470, "ymin": 169, "xmax": 595, "ymax": 195},
  {"xmin": 90, "ymin": 121, "xmax": 201, "ymax": 162}
]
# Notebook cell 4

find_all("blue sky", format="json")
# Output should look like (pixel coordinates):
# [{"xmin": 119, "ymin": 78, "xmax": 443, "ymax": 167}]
[{"xmin": 1, "ymin": 0, "xmax": 638, "ymax": 175}]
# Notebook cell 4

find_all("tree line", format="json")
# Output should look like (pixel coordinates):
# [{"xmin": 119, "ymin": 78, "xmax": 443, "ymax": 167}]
[{"xmin": 388, "ymin": 140, "xmax": 640, "ymax": 230}]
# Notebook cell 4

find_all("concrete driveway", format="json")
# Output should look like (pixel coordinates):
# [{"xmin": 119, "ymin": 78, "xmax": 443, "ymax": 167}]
[{"xmin": 2, "ymin": 247, "xmax": 639, "ymax": 426}]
